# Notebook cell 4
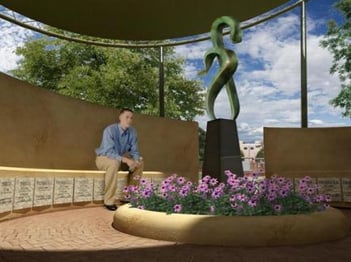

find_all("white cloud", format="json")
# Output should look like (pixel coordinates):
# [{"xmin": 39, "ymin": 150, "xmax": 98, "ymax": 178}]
[
  {"xmin": 309, "ymin": 119, "xmax": 324, "ymax": 125},
  {"xmin": 0, "ymin": 20, "xmax": 34, "ymax": 73}
]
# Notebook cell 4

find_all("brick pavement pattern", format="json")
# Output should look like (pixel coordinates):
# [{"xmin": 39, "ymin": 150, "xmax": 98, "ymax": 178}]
[{"xmin": 0, "ymin": 207, "xmax": 351, "ymax": 262}]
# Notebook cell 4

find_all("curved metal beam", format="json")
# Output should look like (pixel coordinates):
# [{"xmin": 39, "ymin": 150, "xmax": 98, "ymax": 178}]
[{"xmin": 0, "ymin": 0, "xmax": 303, "ymax": 48}]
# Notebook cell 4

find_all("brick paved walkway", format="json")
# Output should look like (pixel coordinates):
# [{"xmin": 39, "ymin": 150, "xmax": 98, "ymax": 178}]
[{"xmin": 0, "ymin": 207, "xmax": 351, "ymax": 262}]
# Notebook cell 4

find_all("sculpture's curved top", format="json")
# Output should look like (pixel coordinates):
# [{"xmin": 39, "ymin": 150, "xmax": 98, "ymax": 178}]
[{"xmin": 0, "ymin": 0, "xmax": 289, "ymax": 41}]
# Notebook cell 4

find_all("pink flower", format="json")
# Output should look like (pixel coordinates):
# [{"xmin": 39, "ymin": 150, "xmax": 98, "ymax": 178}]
[
  {"xmin": 201, "ymin": 175, "xmax": 211, "ymax": 183},
  {"xmin": 230, "ymin": 195, "xmax": 236, "ymax": 202},
  {"xmin": 209, "ymin": 178, "xmax": 218, "ymax": 186},
  {"xmin": 267, "ymin": 193, "xmax": 277, "ymax": 201},
  {"xmin": 197, "ymin": 182, "xmax": 209, "ymax": 193},
  {"xmin": 137, "ymin": 205, "xmax": 144, "ymax": 210},
  {"xmin": 173, "ymin": 204, "xmax": 182, "ymax": 213},
  {"xmin": 168, "ymin": 185, "xmax": 177, "ymax": 192},
  {"xmin": 211, "ymin": 190, "xmax": 222, "ymax": 199},
  {"xmin": 177, "ymin": 176, "xmax": 186, "ymax": 185},
  {"xmin": 248, "ymin": 199, "xmax": 257, "ymax": 208},
  {"xmin": 274, "ymin": 204, "xmax": 282, "ymax": 212},
  {"xmin": 140, "ymin": 178, "xmax": 147, "ymax": 185}
]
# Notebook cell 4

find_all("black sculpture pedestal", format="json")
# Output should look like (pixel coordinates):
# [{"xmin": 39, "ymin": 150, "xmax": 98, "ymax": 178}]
[{"xmin": 202, "ymin": 119, "xmax": 244, "ymax": 181}]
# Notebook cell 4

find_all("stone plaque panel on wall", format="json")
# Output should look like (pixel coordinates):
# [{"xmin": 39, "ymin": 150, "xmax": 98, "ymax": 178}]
[
  {"xmin": 317, "ymin": 177, "xmax": 342, "ymax": 202},
  {"xmin": 74, "ymin": 177, "xmax": 93, "ymax": 202},
  {"xmin": 0, "ymin": 178, "xmax": 15, "ymax": 213},
  {"xmin": 34, "ymin": 177, "xmax": 54, "ymax": 207},
  {"xmin": 14, "ymin": 177, "xmax": 35, "ymax": 210},
  {"xmin": 341, "ymin": 177, "xmax": 351, "ymax": 202},
  {"xmin": 54, "ymin": 177, "xmax": 74, "ymax": 204},
  {"xmin": 93, "ymin": 177, "xmax": 105, "ymax": 201}
]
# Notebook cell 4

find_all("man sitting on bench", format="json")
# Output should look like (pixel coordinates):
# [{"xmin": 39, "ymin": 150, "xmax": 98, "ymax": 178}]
[{"xmin": 95, "ymin": 108, "xmax": 143, "ymax": 211}]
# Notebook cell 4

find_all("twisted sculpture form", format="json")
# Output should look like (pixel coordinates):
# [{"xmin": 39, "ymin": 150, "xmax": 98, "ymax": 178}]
[{"xmin": 199, "ymin": 16, "xmax": 242, "ymax": 120}]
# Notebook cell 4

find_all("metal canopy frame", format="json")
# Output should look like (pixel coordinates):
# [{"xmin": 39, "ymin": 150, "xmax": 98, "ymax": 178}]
[{"xmin": 0, "ymin": 0, "xmax": 308, "ymax": 127}]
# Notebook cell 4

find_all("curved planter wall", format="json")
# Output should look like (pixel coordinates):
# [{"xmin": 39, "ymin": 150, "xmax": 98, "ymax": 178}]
[{"xmin": 113, "ymin": 204, "xmax": 350, "ymax": 247}]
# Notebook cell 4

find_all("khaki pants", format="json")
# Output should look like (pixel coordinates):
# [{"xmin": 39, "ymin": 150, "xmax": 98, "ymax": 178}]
[{"xmin": 95, "ymin": 155, "xmax": 144, "ymax": 205}]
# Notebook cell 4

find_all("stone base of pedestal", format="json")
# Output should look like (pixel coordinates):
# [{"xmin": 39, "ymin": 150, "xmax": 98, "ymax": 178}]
[{"xmin": 202, "ymin": 119, "xmax": 243, "ymax": 181}]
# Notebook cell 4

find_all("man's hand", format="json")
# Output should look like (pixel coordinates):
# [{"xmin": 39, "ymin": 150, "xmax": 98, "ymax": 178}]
[
  {"xmin": 122, "ymin": 157, "xmax": 141, "ymax": 168},
  {"xmin": 122, "ymin": 157, "xmax": 134, "ymax": 167}
]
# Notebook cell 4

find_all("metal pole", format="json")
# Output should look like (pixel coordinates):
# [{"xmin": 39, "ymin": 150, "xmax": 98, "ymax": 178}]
[
  {"xmin": 159, "ymin": 46, "xmax": 165, "ymax": 117},
  {"xmin": 300, "ymin": 0, "xmax": 308, "ymax": 128}
]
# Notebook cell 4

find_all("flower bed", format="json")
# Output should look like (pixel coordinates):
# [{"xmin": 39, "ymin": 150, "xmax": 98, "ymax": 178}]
[{"xmin": 124, "ymin": 171, "xmax": 330, "ymax": 216}]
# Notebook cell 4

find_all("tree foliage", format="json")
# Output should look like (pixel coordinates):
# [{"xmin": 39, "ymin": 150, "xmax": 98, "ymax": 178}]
[
  {"xmin": 12, "ymin": 34, "xmax": 204, "ymax": 120},
  {"xmin": 320, "ymin": 0, "xmax": 351, "ymax": 117}
]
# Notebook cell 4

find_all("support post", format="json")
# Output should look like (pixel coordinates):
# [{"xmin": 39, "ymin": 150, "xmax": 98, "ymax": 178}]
[
  {"xmin": 301, "ymin": 0, "xmax": 308, "ymax": 128},
  {"xmin": 159, "ymin": 46, "xmax": 165, "ymax": 117}
]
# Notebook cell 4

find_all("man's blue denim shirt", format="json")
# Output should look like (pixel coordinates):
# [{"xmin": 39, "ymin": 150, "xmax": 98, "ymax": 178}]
[{"xmin": 95, "ymin": 123, "xmax": 140, "ymax": 161}]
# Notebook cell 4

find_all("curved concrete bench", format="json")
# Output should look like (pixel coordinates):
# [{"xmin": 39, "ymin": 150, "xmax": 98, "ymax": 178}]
[{"xmin": 0, "ymin": 166, "xmax": 167, "ymax": 222}]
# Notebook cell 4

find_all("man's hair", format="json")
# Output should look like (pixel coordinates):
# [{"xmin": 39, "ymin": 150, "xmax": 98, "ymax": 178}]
[{"xmin": 119, "ymin": 108, "xmax": 134, "ymax": 115}]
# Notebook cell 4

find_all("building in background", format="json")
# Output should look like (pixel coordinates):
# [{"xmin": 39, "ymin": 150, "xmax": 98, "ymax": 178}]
[{"xmin": 240, "ymin": 141, "xmax": 265, "ymax": 173}]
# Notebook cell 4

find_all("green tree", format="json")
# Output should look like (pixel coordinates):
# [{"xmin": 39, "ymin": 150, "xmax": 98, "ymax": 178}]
[
  {"xmin": 320, "ymin": 0, "xmax": 351, "ymax": 117},
  {"xmin": 12, "ymin": 36, "xmax": 204, "ymax": 121},
  {"xmin": 256, "ymin": 148, "xmax": 264, "ymax": 159}
]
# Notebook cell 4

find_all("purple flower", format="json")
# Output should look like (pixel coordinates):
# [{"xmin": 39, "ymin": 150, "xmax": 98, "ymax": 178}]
[
  {"xmin": 173, "ymin": 204, "xmax": 182, "ymax": 213},
  {"xmin": 202, "ymin": 175, "xmax": 211, "ymax": 183},
  {"xmin": 230, "ymin": 195, "xmax": 236, "ymax": 202},
  {"xmin": 259, "ymin": 184, "xmax": 267, "ymax": 192},
  {"xmin": 230, "ymin": 203, "xmax": 238, "ymax": 209},
  {"xmin": 325, "ymin": 195, "xmax": 332, "ymax": 202},
  {"xmin": 141, "ymin": 190, "xmax": 152, "ymax": 198},
  {"xmin": 224, "ymin": 170, "xmax": 233, "ymax": 177},
  {"xmin": 277, "ymin": 177, "xmax": 285, "ymax": 184},
  {"xmin": 137, "ymin": 205, "xmax": 144, "ymax": 210},
  {"xmin": 299, "ymin": 184, "xmax": 306, "ymax": 191},
  {"xmin": 168, "ymin": 185, "xmax": 177, "ymax": 192},
  {"xmin": 267, "ymin": 193, "xmax": 277, "ymax": 201},
  {"xmin": 162, "ymin": 180, "xmax": 170, "ymax": 186},
  {"xmin": 209, "ymin": 178, "xmax": 218, "ymax": 186},
  {"xmin": 248, "ymin": 199, "xmax": 257, "ymax": 208},
  {"xmin": 179, "ymin": 188, "xmax": 189, "ymax": 198},
  {"xmin": 227, "ymin": 177, "xmax": 238, "ymax": 187},
  {"xmin": 177, "ymin": 176, "xmax": 186, "ymax": 185},
  {"xmin": 279, "ymin": 189, "xmax": 288, "ymax": 197},
  {"xmin": 140, "ymin": 178, "xmax": 147, "ymax": 185},
  {"xmin": 247, "ymin": 187, "xmax": 256, "ymax": 194},
  {"xmin": 274, "ymin": 204, "xmax": 282, "ymax": 212},
  {"xmin": 133, "ymin": 175, "xmax": 140, "ymax": 181},
  {"xmin": 186, "ymin": 181, "xmax": 193, "ymax": 187},
  {"xmin": 161, "ymin": 192, "xmax": 168, "ymax": 198},
  {"xmin": 123, "ymin": 186, "xmax": 129, "ymax": 193},
  {"xmin": 211, "ymin": 190, "xmax": 222, "ymax": 199},
  {"xmin": 160, "ymin": 185, "xmax": 168, "ymax": 193},
  {"xmin": 236, "ymin": 194, "xmax": 247, "ymax": 202},
  {"xmin": 307, "ymin": 187, "xmax": 315, "ymax": 195},
  {"xmin": 197, "ymin": 182, "xmax": 209, "ymax": 193}
]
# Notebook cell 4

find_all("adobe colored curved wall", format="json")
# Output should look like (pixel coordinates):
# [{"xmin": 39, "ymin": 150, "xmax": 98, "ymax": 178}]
[
  {"xmin": 264, "ymin": 127, "xmax": 351, "ymax": 177},
  {"xmin": 0, "ymin": 72, "xmax": 199, "ymax": 179}
]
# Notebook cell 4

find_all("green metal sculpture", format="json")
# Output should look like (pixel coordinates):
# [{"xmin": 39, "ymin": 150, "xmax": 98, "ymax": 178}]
[{"xmin": 199, "ymin": 16, "xmax": 242, "ymax": 120}]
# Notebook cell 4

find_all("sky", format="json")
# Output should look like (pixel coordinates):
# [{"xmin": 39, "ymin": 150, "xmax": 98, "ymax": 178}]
[{"xmin": 0, "ymin": 0, "xmax": 350, "ymax": 142}]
